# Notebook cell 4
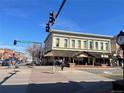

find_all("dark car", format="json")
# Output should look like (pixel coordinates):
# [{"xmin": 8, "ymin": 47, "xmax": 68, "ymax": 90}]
[
  {"xmin": 2, "ymin": 59, "xmax": 11, "ymax": 66},
  {"xmin": 0, "ymin": 59, "xmax": 3, "ymax": 65}
]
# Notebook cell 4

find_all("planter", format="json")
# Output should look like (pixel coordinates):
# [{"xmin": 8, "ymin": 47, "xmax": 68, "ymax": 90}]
[
  {"xmin": 101, "ymin": 64, "xmax": 107, "ymax": 67},
  {"xmin": 69, "ymin": 63, "xmax": 75, "ymax": 68}
]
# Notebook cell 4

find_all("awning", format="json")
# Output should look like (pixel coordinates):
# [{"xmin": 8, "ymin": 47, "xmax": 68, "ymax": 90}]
[
  {"xmin": 87, "ymin": 52, "xmax": 111, "ymax": 58},
  {"xmin": 44, "ymin": 50, "xmax": 111, "ymax": 58},
  {"xmin": 73, "ymin": 51, "xmax": 93, "ymax": 58},
  {"xmin": 44, "ymin": 50, "xmax": 77, "ymax": 57},
  {"xmin": 76, "ymin": 54, "xmax": 88, "ymax": 57},
  {"xmin": 44, "ymin": 52, "xmax": 54, "ymax": 57},
  {"xmin": 73, "ymin": 51, "xmax": 111, "ymax": 58}
]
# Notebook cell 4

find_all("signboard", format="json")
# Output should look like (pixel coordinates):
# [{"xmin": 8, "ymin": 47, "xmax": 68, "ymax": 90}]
[
  {"xmin": 101, "ymin": 55, "xmax": 108, "ymax": 58},
  {"xmin": 18, "ymin": 40, "xmax": 32, "ymax": 44}
]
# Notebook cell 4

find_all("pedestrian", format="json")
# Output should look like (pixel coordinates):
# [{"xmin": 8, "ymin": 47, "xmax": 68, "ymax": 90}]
[
  {"xmin": 61, "ymin": 59, "xmax": 65, "ymax": 71},
  {"xmin": 121, "ymin": 59, "xmax": 124, "ymax": 69}
]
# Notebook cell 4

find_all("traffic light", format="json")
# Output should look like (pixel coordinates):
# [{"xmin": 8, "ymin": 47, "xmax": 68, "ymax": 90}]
[
  {"xmin": 49, "ymin": 12, "xmax": 55, "ymax": 25},
  {"xmin": 13, "ymin": 40, "xmax": 17, "ymax": 45},
  {"xmin": 46, "ymin": 23, "xmax": 50, "ymax": 32}
]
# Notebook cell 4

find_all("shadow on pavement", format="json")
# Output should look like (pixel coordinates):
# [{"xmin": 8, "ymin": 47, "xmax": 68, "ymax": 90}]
[
  {"xmin": 0, "ymin": 71, "xmax": 18, "ymax": 85},
  {"xmin": 1, "ymin": 80, "xmax": 123, "ymax": 93}
]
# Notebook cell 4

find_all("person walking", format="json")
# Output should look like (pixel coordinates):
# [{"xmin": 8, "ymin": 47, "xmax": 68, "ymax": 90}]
[{"xmin": 61, "ymin": 59, "xmax": 65, "ymax": 71}]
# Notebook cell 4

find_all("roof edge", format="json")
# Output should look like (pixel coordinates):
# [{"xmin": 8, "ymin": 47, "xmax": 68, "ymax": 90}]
[{"xmin": 51, "ymin": 29, "xmax": 113, "ymax": 38}]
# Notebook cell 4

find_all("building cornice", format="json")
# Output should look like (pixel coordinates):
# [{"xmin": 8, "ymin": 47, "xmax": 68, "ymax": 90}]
[{"xmin": 50, "ymin": 29, "xmax": 113, "ymax": 39}]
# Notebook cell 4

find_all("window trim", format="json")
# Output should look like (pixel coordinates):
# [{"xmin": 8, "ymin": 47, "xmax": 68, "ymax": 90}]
[
  {"xmin": 72, "ymin": 40, "xmax": 75, "ymax": 48},
  {"xmin": 78, "ymin": 40, "xmax": 81, "ymax": 49},
  {"xmin": 64, "ymin": 39, "xmax": 68, "ymax": 48},
  {"xmin": 56, "ymin": 38, "xmax": 60, "ymax": 47},
  {"xmin": 89, "ymin": 41, "xmax": 93, "ymax": 50}
]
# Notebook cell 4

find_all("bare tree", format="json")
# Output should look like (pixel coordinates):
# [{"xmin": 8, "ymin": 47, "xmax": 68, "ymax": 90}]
[{"xmin": 26, "ymin": 44, "xmax": 43, "ymax": 65}]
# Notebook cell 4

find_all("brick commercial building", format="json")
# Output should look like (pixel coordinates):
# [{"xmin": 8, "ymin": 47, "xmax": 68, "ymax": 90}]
[
  {"xmin": 0, "ymin": 48, "xmax": 15, "ymax": 59},
  {"xmin": 0, "ymin": 48, "xmax": 25, "ymax": 61}
]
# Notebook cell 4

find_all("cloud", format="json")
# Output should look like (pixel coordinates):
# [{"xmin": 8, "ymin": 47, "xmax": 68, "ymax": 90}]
[
  {"xmin": 1, "ymin": 8, "xmax": 28, "ymax": 18},
  {"xmin": 0, "ymin": 42, "xmax": 4, "ymax": 44},
  {"xmin": 52, "ymin": 17, "xmax": 84, "ymax": 32},
  {"xmin": 0, "ymin": 0, "xmax": 39, "ymax": 18},
  {"xmin": 0, "ymin": 1, "xmax": 28, "ymax": 18},
  {"xmin": 0, "ymin": 45, "xmax": 25, "ymax": 52}
]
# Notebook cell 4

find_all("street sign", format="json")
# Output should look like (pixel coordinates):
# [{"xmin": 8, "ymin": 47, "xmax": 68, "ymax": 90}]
[
  {"xmin": 13, "ymin": 40, "xmax": 42, "ymax": 45},
  {"xmin": 17, "ymin": 40, "xmax": 32, "ymax": 44}
]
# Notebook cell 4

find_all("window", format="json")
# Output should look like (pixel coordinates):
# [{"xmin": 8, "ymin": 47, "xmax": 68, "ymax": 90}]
[
  {"xmin": 95, "ymin": 42, "xmax": 98, "ymax": 50},
  {"xmin": 89, "ymin": 41, "xmax": 93, "ymax": 49},
  {"xmin": 105, "ymin": 42, "xmax": 109, "ymax": 50},
  {"xmin": 78, "ymin": 40, "xmax": 81, "ymax": 48},
  {"xmin": 56, "ymin": 38, "xmax": 60, "ymax": 47},
  {"xmin": 100, "ymin": 42, "xmax": 103, "ymax": 50},
  {"xmin": 64, "ymin": 39, "xmax": 68, "ymax": 48},
  {"xmin": 84, "ymin": 40, "xmax": 87, "ymax": 49},
  {"xmin": 72, "ymin": 40, "xmax": 75, "ymax": 48}
]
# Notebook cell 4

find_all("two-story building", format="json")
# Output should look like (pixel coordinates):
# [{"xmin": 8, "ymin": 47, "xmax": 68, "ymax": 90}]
[
  {"xmin": 0, "ymin": 48, "xmax": 26, "ymax": 61},
  {"xmin": 44, "ymin": 30, "xmax": 113, "ymax": 66}
]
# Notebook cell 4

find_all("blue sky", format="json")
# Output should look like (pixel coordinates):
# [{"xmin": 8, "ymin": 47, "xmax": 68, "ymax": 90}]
[{"xmin": 0, "ymin": 0, "xmax": 124, "ymax": 52}]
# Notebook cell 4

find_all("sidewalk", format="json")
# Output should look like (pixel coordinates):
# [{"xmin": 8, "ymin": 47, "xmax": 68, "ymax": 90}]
[
  {"xmin": 58, "ymin": 70, "xmax": 114, "ymax": 93},
  {"xmin": 27, "ymin": 66, "xmax": 82, "ymax": 93},
  {"xmin": 0, "ymin": 67, "xmax": 16, "ymax": 84},
  {"xmin": 27, "ymin": 66, "xmax": 115, "ymax": 93},
  {"xmin": 0, "ymin": 67, "xmax": 32, "ymax": 93},
  {"xmin": 0, "ymin": 66, "xmax": 118, "ymax": 93}
]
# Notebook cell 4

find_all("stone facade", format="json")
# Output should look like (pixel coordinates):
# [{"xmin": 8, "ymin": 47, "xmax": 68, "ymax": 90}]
[{"xmin": 44, "ymin": 30, "xmax": 115, "ymax": 66}]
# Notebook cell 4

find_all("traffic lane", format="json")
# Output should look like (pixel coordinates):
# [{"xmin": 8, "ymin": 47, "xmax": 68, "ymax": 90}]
[{"xmin": 27, "ymin": 81, "xmax": 83, "ymax": 93}]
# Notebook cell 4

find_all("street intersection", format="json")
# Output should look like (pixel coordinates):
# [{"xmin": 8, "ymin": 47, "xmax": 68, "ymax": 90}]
[{"xmin": 0, "ymin": 66, "xmax": 123, "ymax": 93}]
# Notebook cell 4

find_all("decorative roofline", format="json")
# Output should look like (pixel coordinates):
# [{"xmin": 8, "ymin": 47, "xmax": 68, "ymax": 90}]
[
  {"xmin": 44, "ymin": 29, "xmax": 114, "ymax": 43},
  {"xmin": 51, "ymin": 29, "xmax": 113, "ymax": 38}
]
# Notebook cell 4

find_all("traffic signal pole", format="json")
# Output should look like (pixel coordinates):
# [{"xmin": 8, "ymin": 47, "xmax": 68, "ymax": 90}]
[
  {"xmin": 45, "ymin": 0, "xmax": 67, "ymax": 32},
  {"xmin": 55, "ymin": 0, "xmax": 67, "ymax": 19}
]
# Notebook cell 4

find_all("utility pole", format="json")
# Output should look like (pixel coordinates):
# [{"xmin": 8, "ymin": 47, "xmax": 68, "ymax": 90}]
[{"xmin": 55, "ymin": 0, "xmax": 67, "ymax": 19}]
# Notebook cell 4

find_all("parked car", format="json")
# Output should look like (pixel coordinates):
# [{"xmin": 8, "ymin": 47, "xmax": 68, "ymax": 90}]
[
  {"xmin": 0, "ymin": 60, "xmax": 3, "ymax": 65},
  {"xmin": 2, "ymin": 59, "xmax": 11, "ymax": 66}
]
